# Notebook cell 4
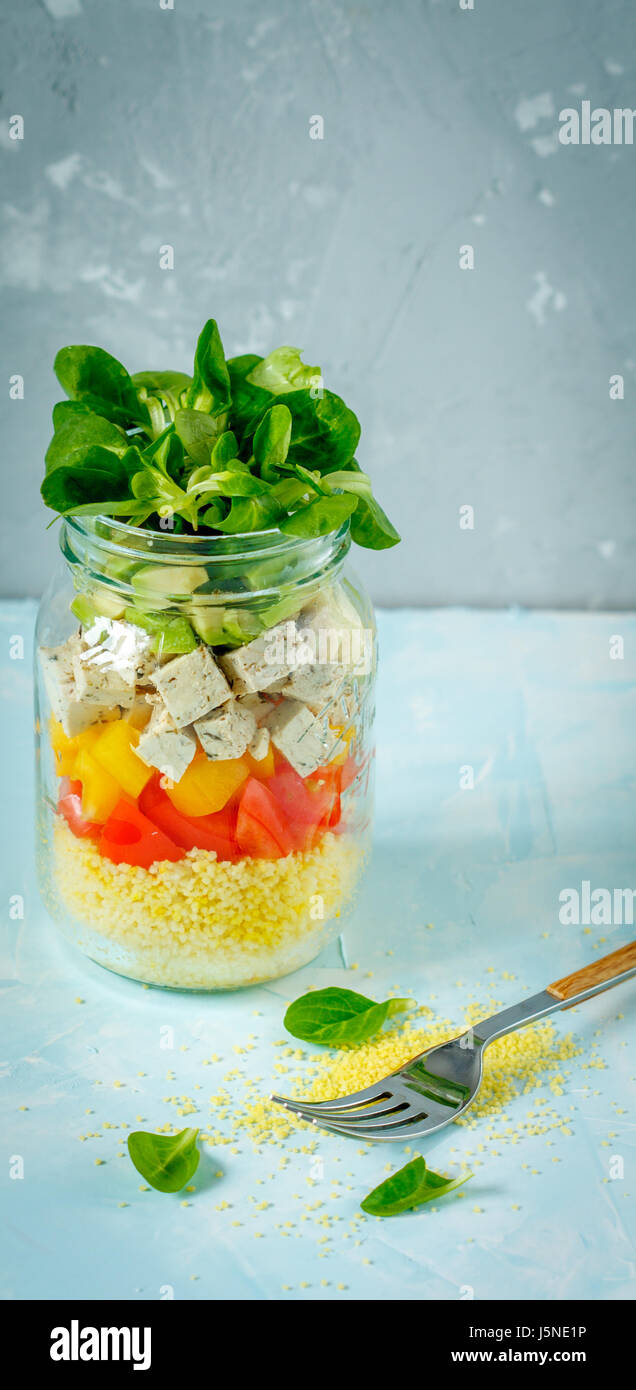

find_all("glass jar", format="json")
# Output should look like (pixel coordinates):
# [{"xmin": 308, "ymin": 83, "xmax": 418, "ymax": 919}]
[{"xmin": 35, "ymin": 515, "xmax": 376, "ymax": 990}]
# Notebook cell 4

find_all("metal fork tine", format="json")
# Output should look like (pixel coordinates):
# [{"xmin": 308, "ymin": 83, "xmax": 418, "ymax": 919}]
[
  {"xmin": 317, "ymin": 1104, "xmax": 426, "ymax": 1132},
  {"xmin": 270, "ymin": 1046, "xmax": 478, "ymax": 1140},
  {"xmin": 309, "ymin": 1111, "xmax": 448, "ymax": 1142},
  {"xmin": 279, "ymin": 1095, "xmax": 409, "ymax": 1126},
  {"xmin": 275, "ymin": 1092, "xmax": 405, "ymax": 1122},
  {"xmin": 269, "ymin": 1079, "xmax": 392, "ymax": 1113}
]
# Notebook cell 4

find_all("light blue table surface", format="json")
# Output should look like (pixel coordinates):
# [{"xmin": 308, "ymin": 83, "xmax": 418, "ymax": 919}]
[{"xmin": 1, "ymin": 604, "xmax": 635, "ymax": 1302}]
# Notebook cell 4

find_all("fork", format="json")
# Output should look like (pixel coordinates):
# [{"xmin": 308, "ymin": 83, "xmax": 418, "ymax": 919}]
[{"xmin": 270, "ymin": 941, "xmax": 636, "ymax": 1142}]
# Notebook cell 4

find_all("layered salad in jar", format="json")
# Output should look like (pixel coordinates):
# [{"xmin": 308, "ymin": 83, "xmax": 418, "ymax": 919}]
[{"xmin": 35, "ymin": 316, "xmax": 399, "ymax": 989}]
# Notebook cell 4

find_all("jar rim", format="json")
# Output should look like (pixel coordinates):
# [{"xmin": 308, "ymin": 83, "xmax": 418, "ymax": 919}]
[{"xmin": 63, "ymin": 513, "xmax": 351, "ymax": 566}]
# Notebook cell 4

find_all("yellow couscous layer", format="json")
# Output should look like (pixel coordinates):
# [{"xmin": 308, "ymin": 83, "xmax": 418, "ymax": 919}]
[{"xmin": 52, "ymin": 818, "xmax": 366, "ymax": 989}]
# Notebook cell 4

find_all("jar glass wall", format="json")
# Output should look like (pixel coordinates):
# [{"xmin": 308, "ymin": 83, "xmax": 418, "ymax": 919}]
[{"xmin": 35, "ymin": 516, "xmax": 376, "ymax": 989}]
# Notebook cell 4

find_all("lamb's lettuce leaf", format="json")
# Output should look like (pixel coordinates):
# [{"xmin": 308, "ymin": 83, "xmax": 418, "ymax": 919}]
[
  {"xmin": 127, "ymin": 1127, "xmax": 200, "ymax": 1194},
  {"xmin": 226, "ymin": 354, "xmax": 272, "ymax": 441},
  {"xmin": 54, "ymin": 345, "xmax": 150, "ymax": 429},
  {"xmin": 42, "ymin": 315, "xmax": 399, "ymax": 553},
  {"xmin": 284, "ymin": 986, "xmax": 413, "ymax": 1046},
  {"xmin": 247, "ymin": 346, "xmax": 321, "ymax": 395},
  {"xmin": 275, "ymin": 389, "xmax": 361, "ymax": 472},
  {"xmin": 45, "ymin": 414, "xmax": 127, "ymax": 474},
  {"xmin": 174, "ymin": 408, "xmax": 219, "ymax": 466},
  {"xmin": 186, "ymin": 318, "xmax": 231, "ymax": 419},
  {"xmin": 253, "ymin": 404, "xmax": 292, "ymax": 477},
  {"xmin": 279, "ymin": 493, "xmax": 357, "ymax": 538},
  {"xmin": 211, "ymin": 493, "xmax": 284, "ymax": 533},
  {"xmin": 360, "ymin": 1157, "xmax": 471, "ymax": 1217},
  {"xmin": 41, "ymin": 444, "xmax": 142, "ymax": 518}
]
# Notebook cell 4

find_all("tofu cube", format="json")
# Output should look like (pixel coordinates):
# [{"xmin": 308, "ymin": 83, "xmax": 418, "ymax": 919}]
[
  {"xmin": 219, "ymin": 621, "xmax": 297, "ymax": 694},
  {"xmin": 72, "ymin": 652, "xmax": 135, "ymax": 712},
  {"xmin": 282, "ymin": 662, "xmax": 346, "ymax": 711},
  {"xmin": 150, "ymin": 645, "xmax": 231, "ymax": 728},
  {"xmin": 194, "ymin": 699, "xmax": 256, "ymax": 761},
  {"xmin": 248, "ymin": 726, "xmax": 271, "ymax": 762},
  {"xmin": 136, "ymin": 706, "xmax": 197, "ymax": 783},
  {"xmin": 39, "ymin": 637, "xmax": 120, "ymax": 737},
  {"xmin": 266, "ymin": 699, "xmax": 336, "ymax": 778},
  {"xmin": 298, "ymin": 590, "xmax": 371, "ymax": 676},
  {"xmin": 237, "ymin": 692, "xmax": 274, "ymax": 724}
]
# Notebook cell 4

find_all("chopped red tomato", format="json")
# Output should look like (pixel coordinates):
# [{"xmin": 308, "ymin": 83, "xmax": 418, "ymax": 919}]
[
  {"xmin": 235, "ymin": 810, "xmax": 285, "ymax": 860},
  {"xmin": 236, "ymin": 777, "xmax": 296, "ymax": 858},
  {"xmin": 139, "ymin": 775, "xmax": 239, "ymax": 861},
  {"xmin": 339, "ymin": 754, "xmax": 360, "ymax": 792},
  {"xmin": 305, "ymin": 762, "xmax": 343, "ymax": 831},
  {"xmin": 58, "ymin": 779, "xmax": 100, "ymax": 839},
  {"xmin": 266, "ymin": 763, "xmax": 329, "ymax": 848},
  {"xmin": 99, "ymin": 797, "xmax": 185, "ymax": 868}
]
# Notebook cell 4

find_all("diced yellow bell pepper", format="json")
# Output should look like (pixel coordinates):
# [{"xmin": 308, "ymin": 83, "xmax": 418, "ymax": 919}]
[
  {"xmin": 49, "ymin": 716, "xmax": 101, "ymax": 776},
  {"xmin": 91, "ymin": 719, "xmax": 153, "ymax": 799},
  {"xmin": 75, "ymin": 748, "xmax": 122, "ymax": 823},
  {"xmin": 166, "ymin": 750, "xmax": 249, "ymax": 817},
  {"xmin": 244, "ymin": 743, "xmax": 276, "ymax": 780},
  {"xmin": 330, "ymin": 723, "xmax": 355, "ymax": 766}
]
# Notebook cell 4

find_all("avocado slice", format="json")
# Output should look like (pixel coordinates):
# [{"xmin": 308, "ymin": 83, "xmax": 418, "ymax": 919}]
[
  {"xmin": 104, "ymin": 554, "xmax": 142, "ymax": 584},
  {"xmin": 187, "ymin": 603, "xmax": 265, "ymax": 649},
  {"xmin": 90, "ymin": 586, "xmax": 127, "ymax": 619},
  {"xmin": 71, "ymin": 588, "xmax": 126, "ymax": 624},
  {"xmin": 71, "ymin": 593, "xmax": 99, "ymax": 626},
  {"xmin": 132, "ymin": 563, "xmax": 209, "ymax": 598},
  {"xmin": 187, "ymin": 604, "xmax": 230, "ymax": 646},
  {"xmin": 258, "ymin": 591, "xmax": 304, "ymax": 629},
  {"xmin": 124, "ymin": 606, "xmax": 197, "ymax": 655}
]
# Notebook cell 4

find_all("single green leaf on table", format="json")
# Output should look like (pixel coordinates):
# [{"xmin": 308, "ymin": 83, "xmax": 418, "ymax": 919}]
[
  {"xmin": 45, "ymin": 413, "xmax": 128, "ymax": 474},
  {"xmin": 186, "ymin": 319, "xmax": 231, "ymax": 418},
  {"xmin": 284, "ymin": 986, "xmax": 413, "ymax": 1046},
  {"xmin": 360, "ymin": 1156, "xmax": 471, "ymax": 1217},
  {"xmin": 279, "ymin": 493, "xmax": 357, "ymax": 538},
  {"xmin": 174, "ymin": 408, "xmax": 220, "ymax": 466},
  {"xmin": 127, "ymin": 1127, "xmax": 200, "ymax": 1194},
  {"xmin": 247, "ymin": 345, "xmax": 321, "ymax": 395},
  {"xmin": 54, "ymin": 344, "xmax": 150, "ymax": 429}
]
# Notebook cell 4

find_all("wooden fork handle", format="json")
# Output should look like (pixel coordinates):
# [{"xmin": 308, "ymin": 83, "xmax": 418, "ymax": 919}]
[{"xmin": 547, "ymin": 940, "xmax": 636, "ymax": 1004}]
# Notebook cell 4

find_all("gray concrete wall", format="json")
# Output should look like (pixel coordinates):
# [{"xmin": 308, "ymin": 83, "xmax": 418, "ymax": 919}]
[{"xmin": 1, "ymin": 0, "xmax": 635, "ymax": 607}]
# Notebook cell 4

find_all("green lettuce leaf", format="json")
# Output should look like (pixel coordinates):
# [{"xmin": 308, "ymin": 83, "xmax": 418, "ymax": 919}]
[
  {"xmin": 284, "ymin": 987, "xmax": 413, "ymax": 1046},
  {"xmin": 247, "ymin": 346, "xmax": 321, "ymax": 395},
  {"xmin": 361, "ymin": 1157, "xmax": 471, "ymax": 1217}
]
